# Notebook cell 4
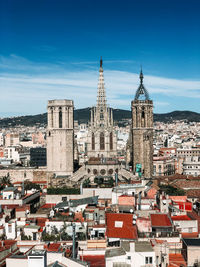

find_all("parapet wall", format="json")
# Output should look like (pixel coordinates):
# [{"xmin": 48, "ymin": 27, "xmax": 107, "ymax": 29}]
[{"xmin": 0, "ymin": 168, "xmax": 47, "ymax": 183}]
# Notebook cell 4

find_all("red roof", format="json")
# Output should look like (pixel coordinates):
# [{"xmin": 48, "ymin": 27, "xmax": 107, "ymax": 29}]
[
  {"xmin": 2, "ymin": 204, "xmax": 19, "ymax": 209},
  {"xmin": 16, "ymin": 205, "xmax": 30, "ymax": 212},
  {"xmin": 150, "ymin": 214, "xmax": 172, "ymax": 227},
  {"xmin": 74, "ymin": 212, "xmax": 84, "ymax": 222},
  {"xmin": 172, "ymin": 215, "xmax": 192, "ymax": 221},
  {"xmin": 37, "ymin": 218, "xmax": 48, "ymax": 227},
  {"xmin": 182, "ymin": 232, "xmax": 198, "ymax": 238},
  {"xmin": 169, "ymin": 196, "xmax": 187, "ymax": 202},
  {"xmin": 82, "ymin": 255, "xmax": 105, "ymax": 267},
  {"xmin": 40, "ymin": 204, "xmax": 56, "ymax": 209},
  {"xmin": 45, "ymin": 243, "xmax": 61, "ymax": 252},
  {"xmin": 106, "ymin": 213, "xmax": 138, "ymax": 239},
  {"xmin": 119, "ymin": 195, "xmax": 134, "ymax": 198},
  {"xmin": 169, "ymin": 253, "xmax": 186, "ymax": 267},
  {"xmin": 1, "ymin": 240, "xmax": 17, "ymax": 246}
]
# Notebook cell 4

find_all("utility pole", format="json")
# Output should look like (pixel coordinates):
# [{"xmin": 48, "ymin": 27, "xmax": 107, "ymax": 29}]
[{"xmin": 72, "ymin": 223, "xmax": 76, "ymax": 259}]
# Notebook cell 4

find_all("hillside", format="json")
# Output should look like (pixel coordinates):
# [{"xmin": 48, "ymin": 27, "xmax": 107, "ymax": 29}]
[{"xmin": 0, "ymin": 109, "xmax": 200, "ymax": 127}]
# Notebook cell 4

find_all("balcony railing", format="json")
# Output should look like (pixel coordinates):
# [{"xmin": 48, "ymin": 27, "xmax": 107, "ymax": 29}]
[{"xmin": 138, "ymin": 232, "xmax": 179, "ymax": 238}]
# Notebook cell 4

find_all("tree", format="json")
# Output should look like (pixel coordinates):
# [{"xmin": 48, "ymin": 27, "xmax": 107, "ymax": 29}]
[
  {"xmin": 83, "ymin": 178, "xmax": 91, "ymax": 188},
  {"xmin": 94, "ymin": 176, "xmax": 104, "ymax": 185},
  {"xmin": 47, "ymin": 187, "xmax": 80, "ymax": 195},
  {"xmin": 51, "ymin": 225, "xmax": 59, "ymax": 235},
  {"xmin": 0, "ymin": 173, "xmax": 12, "ymax": 189},
  {"xmin": 42, "ymin": 233, "xmax": 60, "ymax": 241},
  {"xmin": 21, "ymin": 233, "xmax": 32, "ymax": 240},
  {"xmin": 60, "ymin": 222, "xmax": 72, "ymax": 241},
  {"xmin": 159, "ymin": 185, "xmax": 185, "ymax": 196},
  {"xmin": 107, "ymin": 177, "xmax": 114, "ymax": 187},
  {"xmin": 77, "ymin": 232, "xmax": 86, "ymax": 241},
  {"xmin": 24, "ymin": 181, "xmax": 41, "ymax": 191}
]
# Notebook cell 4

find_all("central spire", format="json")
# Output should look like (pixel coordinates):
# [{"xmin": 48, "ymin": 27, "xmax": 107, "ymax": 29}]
[
  {"xmin": 100, "ymin": 56, "xmax": 103, "ymax": 68},
  {"xmin": 97, "ymin": 57, "xmax": 106, "ymax": 108},
  {"xmin": 140, "ymin": 68, "xmax": 143, "ymax": 84}
]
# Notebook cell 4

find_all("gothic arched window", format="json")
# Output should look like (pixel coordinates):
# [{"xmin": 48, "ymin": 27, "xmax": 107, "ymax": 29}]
[
  {"xmin": 92, "ymin": 133, "xmax": 95, "ymax": 150},
  {"xmin": 51, "ymin": 108, "xmax": 53, "ymax": 127},
  {"xmin": 59, "ymin": 107, "xmax": 62, "ymax": 128},
  {"xmin": 141, "ymin": 107, "xmax": 145, "ymax": 127},
  {"xmin": 142, "ymin": 109, "xmax": 145, "ymax": 119},
  {"xmin": 100, "ymin": 132, "xmax": 105, "ymax": 150},
  {"xmin": 110, "ymin": 132, "xmax": 113, "ymax": 150}
]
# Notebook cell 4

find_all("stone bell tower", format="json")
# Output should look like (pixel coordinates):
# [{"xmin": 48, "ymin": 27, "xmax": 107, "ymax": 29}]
[
  {"xmin": 47, "ymin": 99, "xmax": 74, "ymax": 176},
  {"xmin": 131, "ymin": 70, "xmax": 153, "ymax": 178}
]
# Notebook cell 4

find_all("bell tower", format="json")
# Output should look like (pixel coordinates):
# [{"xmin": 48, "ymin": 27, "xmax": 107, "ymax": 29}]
[
  {"xmin": 47, "ymin": 99, "xmax": 74, "ymax": 176},
  {"xmin": 131, "ymin": 70, "xmax": 153, "ymax": 178}
]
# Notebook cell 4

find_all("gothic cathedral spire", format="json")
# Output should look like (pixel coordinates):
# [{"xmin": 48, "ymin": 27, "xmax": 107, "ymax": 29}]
[
  {"xmin": 97, "ymin": 57, "xmax": 107, "ymax": 108},
  {"xmin": 87, "ymin": 58, "xmax": 117, "ymax": 158}
]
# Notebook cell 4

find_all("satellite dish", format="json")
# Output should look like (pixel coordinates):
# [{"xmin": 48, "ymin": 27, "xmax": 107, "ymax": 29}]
[
  {"xmin": 133, "ymin": 220, "xmax": 136, "ymax": 225},
  {"xmin": 163, "ymin": 200, "xmax": 166, "ymax": 205},
  {"xmin": 130, "ymin": 209, "xmax": 134, "ymax": 213},
  {"xmin": 50, "ymin": 209, "xmax": 54, "ymax": 217}
]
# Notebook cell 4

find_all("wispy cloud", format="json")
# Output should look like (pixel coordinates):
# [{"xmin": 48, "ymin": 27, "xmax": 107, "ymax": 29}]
[{"xmin": 0, "ymin": 55, "xmax": 200, "ymax": 116}]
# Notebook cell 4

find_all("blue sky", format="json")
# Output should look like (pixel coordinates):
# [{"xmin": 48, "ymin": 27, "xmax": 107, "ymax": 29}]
[{"xmin": 0, "ymin": 0, "xmax": 200, "ymax": 116}]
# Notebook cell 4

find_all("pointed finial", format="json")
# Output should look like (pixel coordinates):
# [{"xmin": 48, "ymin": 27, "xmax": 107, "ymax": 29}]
[
  {"xmin": 140, "ymin": 67, "xmax": 143, "ymax": 84},
  {"xmin": 100, "ymin": 57, "xmax": 103, "ymax": 68}
]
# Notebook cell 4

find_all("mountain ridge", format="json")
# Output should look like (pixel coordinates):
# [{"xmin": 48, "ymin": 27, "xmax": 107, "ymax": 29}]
[{"xmin": 0, "ymin": 108, "xmax": 199, "ymax": 127}]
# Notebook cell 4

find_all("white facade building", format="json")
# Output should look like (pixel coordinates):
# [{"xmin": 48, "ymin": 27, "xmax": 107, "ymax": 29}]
[{"xmin": 183, "ymin": 156, "xmax": 200, "ymax": 176}]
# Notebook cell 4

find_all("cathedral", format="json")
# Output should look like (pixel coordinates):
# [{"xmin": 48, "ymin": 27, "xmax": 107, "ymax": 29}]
[
  {"xmin": 46, "ymin": 59, "xmax": 154, "ymax": 185},
  {"xmin": 87, "ymin": 58, "xmax": 117, "ymax": 159}
]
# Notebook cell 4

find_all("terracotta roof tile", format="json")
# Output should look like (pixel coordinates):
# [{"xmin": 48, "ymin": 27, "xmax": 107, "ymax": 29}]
[
  {"xmin": 150, "ymin": 214, "xmax": 172, "ymax": 227},
  {"xmin": 40, "ymin": 204, "xmax": 56, "ymax": 209},
  {"xmin": 106, "ymin": 213, "xmax": 138, "ymax": 240},
  {"xmin": 171, "ymin": 215, "xmax": 192, "ymax": 221},
  {"xmin": 169, "ymin": 253, "xmax": 186, "ymax": 267},
  {"xmin": 82, "ymin": 255, "xmax": 105, "ymax": 267},
  {"xmin": 182, "ymin": 232, "xmax": 198, "ymax": 238}
]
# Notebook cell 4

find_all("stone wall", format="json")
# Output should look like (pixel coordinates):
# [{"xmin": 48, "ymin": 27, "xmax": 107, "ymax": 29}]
[{"xmin": 0, "ymin": 167, "xmax": 47, "ymax": 183}]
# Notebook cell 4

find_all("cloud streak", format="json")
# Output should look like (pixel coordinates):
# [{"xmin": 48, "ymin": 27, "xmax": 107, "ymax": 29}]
[{"xmin": 0, "ymin": 55, "xmax": 200, "ymax": 116}]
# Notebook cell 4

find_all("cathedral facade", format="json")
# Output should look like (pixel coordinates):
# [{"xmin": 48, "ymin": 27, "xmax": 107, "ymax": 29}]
[
  {"xmin": 46, "ymin": 61, "xmax": 154, "ymax": 185},
  {"xmin": 87, "ymin": 58, "xmax": 117, "ymax": 159},
  {"xmin": 131, "ymin": 70, "xmax": 153, "ymax": 178}
]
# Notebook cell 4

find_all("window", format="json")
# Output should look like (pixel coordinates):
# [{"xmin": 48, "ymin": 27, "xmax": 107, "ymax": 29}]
[
  {"xmin": 59, "ymin": 107, "xmax": 62, "ymax": 128},
  {"xmin": 145, "ymin": 257, "xmax": 153, "ymax": 264},
  {"xmin": 51, "ymin": 108, "xmax": 53, "ymax": 127},
  {"xmin": 142, "ymin": 110, "xmax": 145, "ymax": 119},
  {"xmin": 188, "ymin": 227, "xmax": 193, "ymax": 233},
  {"xmin": 92, "ymin": 133, "xmax": 95, "ymax": 150},
  {"xmin": 8, "ymin": 224, "xmax": 12, "ymax": 233},
  {"xmin": 33, "ymin": 232, "xmax": 37, "ymax": 241},
  {"xmin": 153, "ymin": 165, "xmax": 156, "ymax": 175},
  {"xmin": 110, "ymin": 132, "xmax": 113, "ymax": 150},
  {"xmin": 100, "ymin": 132, "xmax": 105, "ymax": 150}
]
